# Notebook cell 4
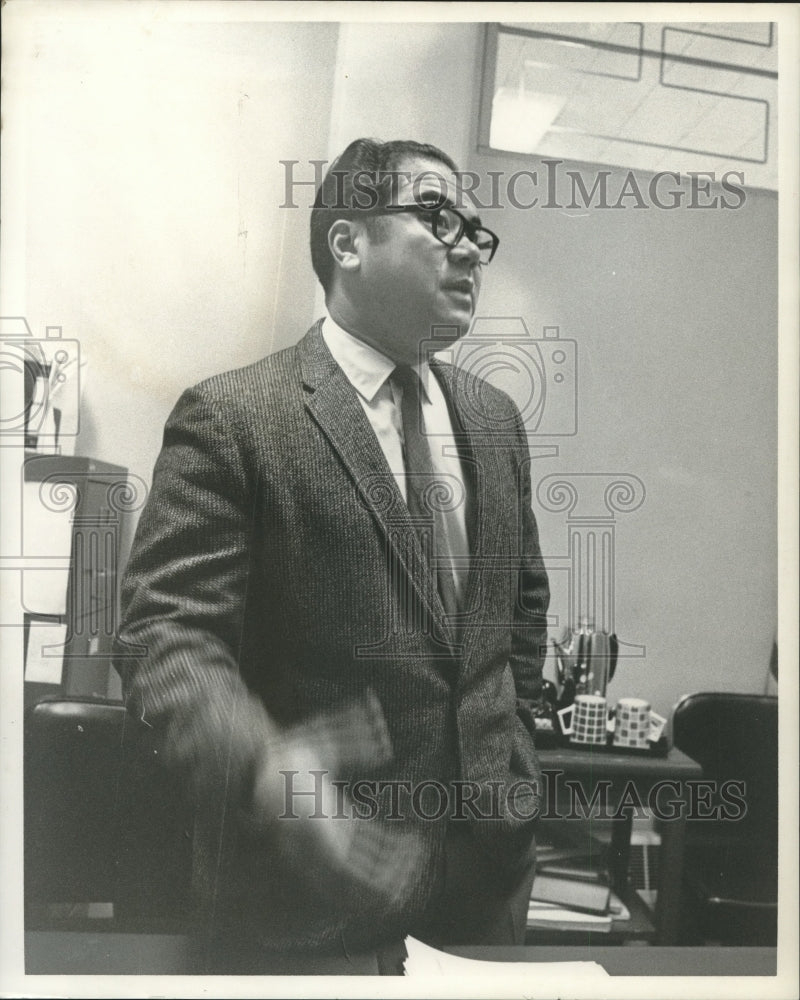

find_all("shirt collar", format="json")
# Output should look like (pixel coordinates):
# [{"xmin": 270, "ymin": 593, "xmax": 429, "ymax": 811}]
[{"xmin": 321, "ymin": 312, "xmax": 432, "ymax": 403}]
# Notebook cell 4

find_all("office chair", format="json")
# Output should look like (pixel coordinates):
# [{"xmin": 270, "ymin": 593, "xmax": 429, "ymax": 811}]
[
  {"xmin": 24, "ymin": 695, "xmax": 192, "ymax": 931},
  {"xmin": 671, "ymin": 691, "xmax": 778, "ymax": 946}
]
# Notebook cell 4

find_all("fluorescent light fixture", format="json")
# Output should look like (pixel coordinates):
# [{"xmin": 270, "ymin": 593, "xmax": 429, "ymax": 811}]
[{"xmin": 490, "ymin": 87, "xmax": 567, "ymax": 154}]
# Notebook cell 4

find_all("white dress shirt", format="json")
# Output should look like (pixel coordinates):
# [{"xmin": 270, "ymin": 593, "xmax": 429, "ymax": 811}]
[{"xmin": 322, "ymin": 313, "xmax": 470, "ymax": 604}]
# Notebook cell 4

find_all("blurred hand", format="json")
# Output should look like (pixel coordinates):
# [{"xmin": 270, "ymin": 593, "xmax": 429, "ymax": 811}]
[
  {"xmin": 250, "ymin": 691, "xmax": 426, "ymax": 908},
  {"xmin": 167, "ymin": 687, "xmax": 426, "ymax": 908},
  {"xmin": 166, "ymin": 683, "xmax": 275, "ymax": 805}
]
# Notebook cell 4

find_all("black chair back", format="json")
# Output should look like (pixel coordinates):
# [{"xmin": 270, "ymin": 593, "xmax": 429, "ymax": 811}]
[
  {"xmin": 672, "ymin": 691, "xmax": 778, "ymax": 846},
  {"xmin": 671, "ymin": 691, "xmax": 778, "ymax": 944},
  {"xmin": 24, "ymin": 696, "xmax": 192, "ymax": 930}
]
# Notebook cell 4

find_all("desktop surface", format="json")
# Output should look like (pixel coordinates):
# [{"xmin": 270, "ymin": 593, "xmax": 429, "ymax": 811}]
[{"xmin": 24, "ymin": 931, "xmax": 777, "ymax": 977}]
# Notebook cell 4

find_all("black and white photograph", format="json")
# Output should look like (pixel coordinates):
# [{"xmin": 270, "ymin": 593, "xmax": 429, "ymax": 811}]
[{"xmin": 1, "ymin": 2, "xmax": 797, "ymax": 997}]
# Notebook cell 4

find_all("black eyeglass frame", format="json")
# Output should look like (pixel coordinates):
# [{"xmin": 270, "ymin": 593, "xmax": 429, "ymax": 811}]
[{"xmin": 370, "ymin": 203, "xmax": 500, "ymax": 264}]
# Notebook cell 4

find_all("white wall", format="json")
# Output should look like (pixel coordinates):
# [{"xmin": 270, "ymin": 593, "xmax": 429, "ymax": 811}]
[
  {"xmin": 466, "ymin": 152, "xmax": 778, "ymax": 715},
  {"xmin": 21, "ymin": 15, "xmax": 339, "ymax": 487},
  {"xmin": 326, "ymin": 22, "xmax": 478, "ymax": 163}
]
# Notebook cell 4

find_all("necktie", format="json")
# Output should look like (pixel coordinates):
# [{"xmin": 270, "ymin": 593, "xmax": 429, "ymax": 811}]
[{"xmin": 391, "ymin": 365, "xmax": 459, "ymax": 621}]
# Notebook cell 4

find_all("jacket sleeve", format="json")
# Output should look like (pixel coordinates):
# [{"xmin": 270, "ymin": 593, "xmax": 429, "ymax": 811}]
[
  {"xmin": 113, "ymin": 383, "xmax": 270, "ymax": 807},
  {"xmin": 508, "ymin": 412, "xmax": 550, "ymax": 729}
]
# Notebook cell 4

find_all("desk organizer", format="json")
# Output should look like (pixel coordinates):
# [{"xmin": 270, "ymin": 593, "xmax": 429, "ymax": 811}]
[{"xmin": 553, "ymin": 733, "xmax": 671, "ymax": 757}]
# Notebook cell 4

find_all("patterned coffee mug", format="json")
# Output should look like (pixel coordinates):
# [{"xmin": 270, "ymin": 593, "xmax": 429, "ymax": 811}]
[
  {"xmin": 613, "ymin": 697, "xmax": 667, "ymax": 749},
  {"xmin": 557, "ymin": 694, "xmax": 613, "ymax": 746}
]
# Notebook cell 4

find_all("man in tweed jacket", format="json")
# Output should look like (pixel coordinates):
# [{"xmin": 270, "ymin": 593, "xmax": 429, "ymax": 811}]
[{"xmin": 115, "ymin": 138, "xmax": 550, "ymax": 965}]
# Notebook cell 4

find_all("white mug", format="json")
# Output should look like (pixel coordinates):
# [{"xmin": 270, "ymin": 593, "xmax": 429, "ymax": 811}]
[
  {"xmin": 613, "ymin": 697, "xmax": 667, "ymax": 749},
  {"xmin": 557, "ymin": 694, "xmax": 613, "ymax": 746}
]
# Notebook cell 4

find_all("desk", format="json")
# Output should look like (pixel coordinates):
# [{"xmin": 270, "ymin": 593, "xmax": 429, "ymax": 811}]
[
  {"xmin": 23, "ymin": 932, "xmax": 777, "ymax": 977},
  {"xmin": 445, "ymin": 945, "xmax": 777, "ymax": 977},
  {"xmin": 536, "ymin": 745, "xmax": 703, "ymax": 945}
]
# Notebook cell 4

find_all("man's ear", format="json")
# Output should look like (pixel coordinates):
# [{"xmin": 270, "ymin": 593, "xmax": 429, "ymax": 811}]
[{"xmin": 328, "ymin": 220, "xmax": 362, "ymax": 273}]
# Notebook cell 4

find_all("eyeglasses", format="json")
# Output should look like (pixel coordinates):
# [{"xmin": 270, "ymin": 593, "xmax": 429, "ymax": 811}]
[{"xmin": 375, "ymin": 203, "xmax": 500, "ymax": 265}]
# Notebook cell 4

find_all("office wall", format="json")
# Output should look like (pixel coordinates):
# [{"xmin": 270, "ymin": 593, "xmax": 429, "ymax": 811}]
[
  {"xmin": 19, "ymin": 17, "xmax": 480, "ymax": 489},
  {"xmin": 22, "ymin": 16, "xmax": 339, "ymax": 488},
  {"xmin": 325, "ymin": 22, "xmax": 477, "ymax": 170},
  {"xmin": 468, "ymin": 150, "xmax": 778, "ymax": 713}
]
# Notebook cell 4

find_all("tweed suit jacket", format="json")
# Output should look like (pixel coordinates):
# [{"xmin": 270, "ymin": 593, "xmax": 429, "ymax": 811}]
[{"xmin": 115, "ymin": 320, "xmax": 550, "ymax": 950}]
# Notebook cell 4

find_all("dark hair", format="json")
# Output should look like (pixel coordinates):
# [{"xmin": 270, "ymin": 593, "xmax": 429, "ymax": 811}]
[{"xmin": 310, "ymin": 138, "xmax": 459, "ymax": 294}]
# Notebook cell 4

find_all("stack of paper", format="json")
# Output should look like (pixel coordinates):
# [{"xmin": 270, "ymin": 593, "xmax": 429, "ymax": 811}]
[{"xmin": 403, "ymin": 936, "xmax": 608, "ymax": 978}]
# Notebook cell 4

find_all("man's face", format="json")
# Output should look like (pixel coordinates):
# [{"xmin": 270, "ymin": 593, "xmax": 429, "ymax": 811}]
[{"xmin": 345, "ymin": 156, "xmax": 485, "ymax": 365}]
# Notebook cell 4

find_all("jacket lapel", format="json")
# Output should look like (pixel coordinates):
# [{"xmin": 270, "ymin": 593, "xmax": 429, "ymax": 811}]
[
  {"xmin": 299, "ymin": 324, "xmax": 455, "ymax": 644},
  {"xmin": 430, "ymin": 358, "xmax": 507, "ymax": 656}
]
